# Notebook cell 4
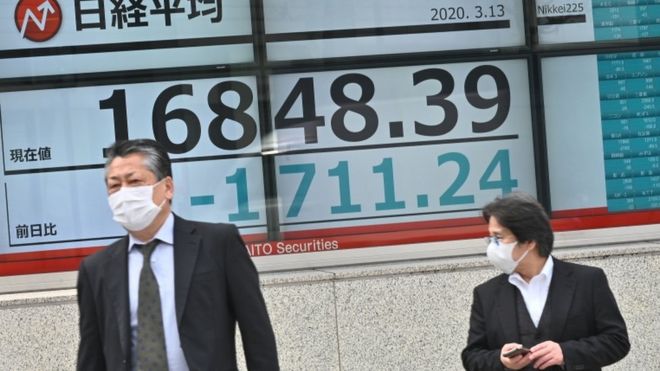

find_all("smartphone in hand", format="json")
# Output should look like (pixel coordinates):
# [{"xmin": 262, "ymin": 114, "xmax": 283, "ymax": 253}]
[{"xmin": 503, "ymin": 347, "xmax": 530, "ymax": 358}]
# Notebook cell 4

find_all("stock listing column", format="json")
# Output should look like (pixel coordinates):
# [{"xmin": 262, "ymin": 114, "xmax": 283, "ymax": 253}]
[{"xmin": 538, "ymin": 0, "xmax": 660, "ymax": 216}]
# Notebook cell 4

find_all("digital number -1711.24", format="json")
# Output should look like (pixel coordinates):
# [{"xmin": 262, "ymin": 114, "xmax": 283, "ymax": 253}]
[{"xmin": 279, "ymin": 149, "xmax": 517, "ymax": 218}]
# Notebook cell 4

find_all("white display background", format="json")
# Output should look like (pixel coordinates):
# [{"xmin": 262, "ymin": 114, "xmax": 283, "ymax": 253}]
[
  {"xmin": 0, "ymin": 0, "xmax": 254, "ymax": 77},
  {"xmin": 536, "ymin": 0, "xmax": 594, "ymax": 44},
  {"xmin": 0, "ymin": 75, "xmax": 266, "ymax": 253},
  {"xmin": 271, "ymin": 59, "xmax": 537, "ymax": 231},
  {"xmin": 542, "ymin": 55, "xmax": 607, "ymax": 211},
  {"xmin": 264, "ymin": 0, "xmax": 525, "ymax": 60},
  {"xmin": 0, "ymin": 76, "xmax": 262, "ymax": 171}
]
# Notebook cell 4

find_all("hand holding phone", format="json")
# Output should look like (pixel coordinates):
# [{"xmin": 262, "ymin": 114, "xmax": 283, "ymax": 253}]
[{"xmin": 503, "ymin": 347, "xmax": 530, "ymax": 358}]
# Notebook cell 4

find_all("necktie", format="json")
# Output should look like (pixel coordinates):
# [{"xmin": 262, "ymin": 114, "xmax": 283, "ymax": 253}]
[{"xmin": 136, "ymin": 240, "xmax": 169, "ymax": 371}]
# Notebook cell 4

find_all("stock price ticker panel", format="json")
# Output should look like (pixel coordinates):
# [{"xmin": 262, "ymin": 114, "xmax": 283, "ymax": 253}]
[
  {"xmin": 0, "ymin": 0, "xmax": 253, "ymax": 78},
  {"xmin": 543, "ymin": 50, "xmax": 660, "ymax": 215},
  {"xmin": 263, "ymin": 0, "xmax": 526, "ymax": 60},
  {"xmin": 0, "ymin": 58, "xmax": 538, "ymax": 255},
  {"xmin": 0, "ymin": 75, "xmax": 268, "ymax": 254},
  {"xmin": 269, "ymin": 59, "xmax": 537, "ymax": 235},
  {"xmin": 536, "ymin": 0, "xmax": 660, "ymax": 44}
]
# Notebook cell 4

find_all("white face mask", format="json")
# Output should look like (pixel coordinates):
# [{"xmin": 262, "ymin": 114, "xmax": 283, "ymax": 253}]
[
  {"xmin": 108, "ymin": 180, "xmax": 165, "ymax": 231},
  {"xmin": 486, "ymin": 237, "xmax": 531, "ymax": 274}
]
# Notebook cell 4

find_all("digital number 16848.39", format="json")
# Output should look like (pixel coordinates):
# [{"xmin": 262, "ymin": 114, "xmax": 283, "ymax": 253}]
[{"xmin": 275, "ymin": 65, "xmax": 510, "ymax": 144}]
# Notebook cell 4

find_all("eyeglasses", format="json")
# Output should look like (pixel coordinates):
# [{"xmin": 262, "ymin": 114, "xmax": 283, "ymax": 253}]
[
  {"xmin": 484, "ymin": 236, "xmax": 503, "ymax": 246},
  {"xmin": 485, "ymin": 236, "xmax": 519, "ymax": 247}
]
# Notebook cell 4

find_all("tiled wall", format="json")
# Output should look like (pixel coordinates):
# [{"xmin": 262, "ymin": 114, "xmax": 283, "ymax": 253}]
[{"xmin": 1, "ymin": 242, "xmax": 658, "ymax": 370}]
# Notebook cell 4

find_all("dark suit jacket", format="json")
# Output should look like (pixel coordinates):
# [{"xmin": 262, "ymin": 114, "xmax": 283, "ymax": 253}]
[
  {"xmin": 77, "ymin": 215, "xmax": 279, "ymax": 371},
  {"xmin": 461, "ymin": 258, "xmax": 629, "ymax": 371}
]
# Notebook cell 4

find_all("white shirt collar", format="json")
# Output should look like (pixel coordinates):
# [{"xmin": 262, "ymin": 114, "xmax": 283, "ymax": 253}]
[
  {"xmin": 127, "ymin": 212, "xmax": 174, "ymax": 250},
  {"xmin": 541, "ymin": 255, "xmax": 554, "ymax": 279},
  {"xmin": 509, "ymin": 255, "xmax": 554, "ymax": 286}
]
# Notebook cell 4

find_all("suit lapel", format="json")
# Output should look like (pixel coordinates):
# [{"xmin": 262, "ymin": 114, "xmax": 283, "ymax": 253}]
[
  {"xmin": 173, "ymin": 216, "xmax": 201, "ymax": 326},
  {"xmin": 547, "ymin": 258, "xmax": 576, "ymax": 340},
  {"xmin": 495, "ymin": 277, "xmax": 520, "ymax": 342},
  {"xmin": 105, "ymin": 237, "xmax": 131, "ymax": 361}
]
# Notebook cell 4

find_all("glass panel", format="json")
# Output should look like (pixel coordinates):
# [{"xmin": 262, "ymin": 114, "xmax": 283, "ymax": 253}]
[{"xmin": 270, "ymin": 59, "xmax": 536, "ymax": 239}]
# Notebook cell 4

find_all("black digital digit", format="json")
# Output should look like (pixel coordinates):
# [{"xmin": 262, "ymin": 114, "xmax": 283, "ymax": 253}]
[
  {"xmin": 330, "ymin": 73, "xmax": 379, "ymax": 142},
  {"xmin": 431, "ymin": 7, "xmax": 466, "ymax": 21},
  {"xmin": 496, "ymin": 4, "xmax": 505, "ymax": 17},
  {"xmin": 413, "ymin": 68, "xmax": 458, "ymax": 136},
  {"xmin": 465, "ymin": 65, "xmax": 510, "ymax": 133},
  {"xmin": 207, "ymin": 81, "xmax": 258, "ymax": 150},
  {"xmin": 100, "ymin": 89, "xmax": 128, "ymax": 156},
  {"xmin": 474, "ymin": 5, "xmax": 483, "ymax": 18},
  {"xmin": 152, "ymin": 84, "xmax": 202, "ymax": 154},
  {"xmin": 274, "ymin": 77, "xmax": 325, "ymax": 144}
]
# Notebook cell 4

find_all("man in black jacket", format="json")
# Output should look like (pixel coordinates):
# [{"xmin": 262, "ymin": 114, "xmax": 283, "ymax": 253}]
[
  {"xmin": 462, "ymin": 193, "xmax": 629, "ymax": 371},
  {"xmin": 77, "ymin": 139, "xmax": 279, "ymax": 370}
]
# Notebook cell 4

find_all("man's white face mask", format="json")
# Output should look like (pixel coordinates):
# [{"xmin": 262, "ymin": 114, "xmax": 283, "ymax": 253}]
[
  {"xmin": 107, "ymin": 179, "xmax": 165, "ymax": 231},
  {"xmin": 486, "ymin": 237, "xmax": 531, "ymax": 274}
]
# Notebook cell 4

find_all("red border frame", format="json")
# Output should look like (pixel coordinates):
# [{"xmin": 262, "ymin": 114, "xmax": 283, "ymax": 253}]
[{"xmin": 1, "ymin": 208, "xmax": 659, "ymax": 276}]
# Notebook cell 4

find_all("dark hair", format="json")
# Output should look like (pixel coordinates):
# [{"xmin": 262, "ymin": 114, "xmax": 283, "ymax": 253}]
[
  {"xmin": 104, "ymin": 139, "xmax": 172, "ymax": 180},
  {"xmin": 482, "ymin": 192, "xmax": 554, "ymax": 257}
]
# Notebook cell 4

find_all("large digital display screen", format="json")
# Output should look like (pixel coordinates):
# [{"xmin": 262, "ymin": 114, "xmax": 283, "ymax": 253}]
[{"xmin": 1, "ymin": 0, "xmax": 659, "ymax": 275}]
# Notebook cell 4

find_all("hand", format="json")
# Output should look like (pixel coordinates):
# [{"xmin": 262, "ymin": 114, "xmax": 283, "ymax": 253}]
[
  {"xmin": 500, "ymin": 343, "xmax": 532, "ymax": 370},
  {"xmin": 529, "ymin": 341, "xmax": 564, "ymax": 369}
]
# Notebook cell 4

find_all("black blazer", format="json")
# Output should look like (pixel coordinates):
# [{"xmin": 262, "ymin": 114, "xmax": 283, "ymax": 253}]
[
  {"xmin": 462, "ymin": 258, "xmax": 629, "ymax": 371},
  {"xmin": 77, "ymin": 215, "xmax": 279, "ymax": 371}
]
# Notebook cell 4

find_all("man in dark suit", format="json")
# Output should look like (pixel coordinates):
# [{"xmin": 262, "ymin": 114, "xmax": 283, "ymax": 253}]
[
  {"xmin": 462, "ymin": 193, "xmax": 629, "ymax": 371},
  {"xmin": 77, "ymin": 139, "xmax": 279, "ymax": 370}
]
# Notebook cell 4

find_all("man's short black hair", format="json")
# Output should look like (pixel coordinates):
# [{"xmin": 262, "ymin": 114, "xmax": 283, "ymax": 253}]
[
  {"xmin": 482, "ymin": 192, "xmax": 554, "ymax": 257},
  {"xmin": 104, "ymin": 139, "xmax": 172, "ymax": 180}
]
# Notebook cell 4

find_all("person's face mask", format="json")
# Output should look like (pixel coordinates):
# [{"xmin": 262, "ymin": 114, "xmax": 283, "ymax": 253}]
[
  {"xmin": 486, "ymin": 237, "xmax": 531, "ymax": 274},
  {"xmin": 108, "ymin": 179, "xmax": 165, "ymax": 231}
]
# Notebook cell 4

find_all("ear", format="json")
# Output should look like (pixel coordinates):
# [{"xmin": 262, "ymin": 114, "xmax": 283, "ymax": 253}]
[
  {"xmin": 527, "ymin": 240, "xmax": 540, "ymax": 255},
  {"xmin": 164, "ymin": 176, "xmax": 174, "ymax": 200},
  {"xmin": 520, "ymin": 240, "xmax": 538, "ymax": 251}
]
